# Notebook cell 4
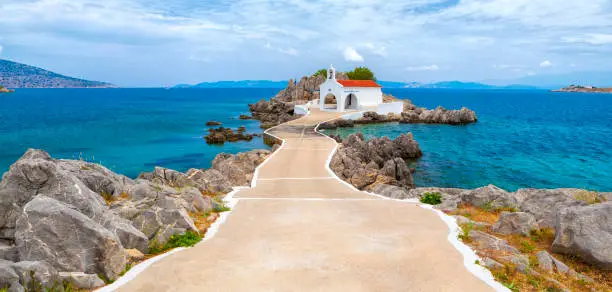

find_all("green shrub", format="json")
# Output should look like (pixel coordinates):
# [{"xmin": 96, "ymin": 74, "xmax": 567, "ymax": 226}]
[
  {"xmin": 313, "ymin": 68, "xmax": 327, "ymax": 77},
  {"xmin": 346, "ymin": 67, "xmax": 376, "ymax": 80},
  {"xmin": 420, "ymin": 192, "xmax": 442, "ymax": 205},
  {"xmin": 149, "ymin": 231, "xmax": 202, "ymax": 254},
  {"xmin": 458, "ymin": 223, "xmax": 474, "ymax": 242}
]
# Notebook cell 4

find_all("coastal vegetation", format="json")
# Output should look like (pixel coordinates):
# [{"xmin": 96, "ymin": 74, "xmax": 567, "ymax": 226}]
[
  {"xmin": 313, "ymin": 66, "xmax": 376, "ymax": 81},
  {"xmin": 346, "ymin": 66, "xmax": 376, "ymax": 81},
  {"xmin": 420, "ymin": 192, "xmax": 442, "ymax": 205}
]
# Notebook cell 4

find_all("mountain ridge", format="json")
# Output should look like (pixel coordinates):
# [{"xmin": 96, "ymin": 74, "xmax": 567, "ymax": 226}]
[{"xmin": 0, "ymin": 59, "xmax": 115, "ymax": 88}]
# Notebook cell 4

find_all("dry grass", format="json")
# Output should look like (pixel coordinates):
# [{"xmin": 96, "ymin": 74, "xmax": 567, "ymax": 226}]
[
  {"xmin": 451, "ymin": 205, "xmax": 612, "ymax": 291},
  {"xmin": 574, "ymin": 190, "xmax": 606, "ymax": 205},
  {"xmin": 449, "ymin": 204, "xmax": 502, "ymax": 225}
]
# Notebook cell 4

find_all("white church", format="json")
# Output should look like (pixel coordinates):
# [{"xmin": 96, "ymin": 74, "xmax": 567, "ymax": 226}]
[{"xmin": 318, "ymin": 65, "xmax": 384, "ymax": 112}]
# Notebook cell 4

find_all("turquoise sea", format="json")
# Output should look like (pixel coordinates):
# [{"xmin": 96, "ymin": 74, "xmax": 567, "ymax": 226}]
[{"xmin": 1, "ymin": 88, "xmax": 611, "ymax": 191}]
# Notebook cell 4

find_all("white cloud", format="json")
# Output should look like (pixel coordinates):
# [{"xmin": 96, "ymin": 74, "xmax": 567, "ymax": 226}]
[
  {"xmin": 265, "ymin": 42, "xmax": 299, "ymax": 56},
  {"xmin": 364, "ymin": 43, "xmax": 387, "ymax": 57},
  {"xmin": 562, "ymin": 34, "xmax": 612, "ymax": 45},
  {"xmin": 527, "ymin": 71, "xmax": 537, "ymax": 76},
  {"xmin": 0, "ymin": 45, "xmax": 3, "ymax": 55},
  {"xmin": 406, "ymin": 65, "xmax": 439, "ymax": 71},
  {"xmin": 343, "ymin": 47, "xmax": 364, "ymax": 62},
  {"xmin": 540, "ymin": 60, "xmax": 552, "ymax": 68}
]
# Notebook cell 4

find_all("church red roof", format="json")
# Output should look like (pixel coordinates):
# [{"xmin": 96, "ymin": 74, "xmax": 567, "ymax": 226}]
[{"xmin": 337, "ymin": 80, "xmax": 382, "ymax": 88}]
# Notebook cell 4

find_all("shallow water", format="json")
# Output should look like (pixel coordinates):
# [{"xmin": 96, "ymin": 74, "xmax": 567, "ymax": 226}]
[
  {"xmin": 323, "ymin": 89, "xmax": 612, "ymax": 191},
  {"xmin": 0, "ymin": 88, "xmax": 275, "ymax": 178}
]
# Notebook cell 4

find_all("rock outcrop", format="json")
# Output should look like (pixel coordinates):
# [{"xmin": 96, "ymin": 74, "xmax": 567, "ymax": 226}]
[
  {"xmin": 248, "ymin": 98, "xmax": 300, "ymax": 129},
  {"xmin": 552, "ymin": 202, "xmax": 612, "ymax": 270},
  {"xmin": 491, "ymin": 212, "xmax": 539, "ymax": 236},
  {"xmin": 15, "ymin": 196, "xmax": 126, "ymax": 280},
  {"xmin": 330, "ymin": 133, "xmax": 422, "ymax": 190},
  {"xmin": 0, "ymin": 147, "xmax": 271, "ymax": 285},
  {"xmin": 204, "ymin": 126, "xmax": 260, "ymax": 144},
  {"xmin": 400, "ymin": 106, "xmax": 477, "ymax": 125},
  {"xmin": 211, "ymin": 150, "xmax": 270, "ymax": 186}
]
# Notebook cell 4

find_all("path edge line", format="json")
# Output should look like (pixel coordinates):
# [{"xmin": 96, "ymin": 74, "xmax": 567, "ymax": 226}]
[{"xmin": 314, "ymin": 115, "xmax": 509, "ymax": 292}]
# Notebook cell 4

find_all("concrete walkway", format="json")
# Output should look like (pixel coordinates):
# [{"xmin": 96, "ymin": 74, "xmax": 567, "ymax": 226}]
[{"xmin": 117, "ymin": 108, "xmax": 495, "ymax": 291}]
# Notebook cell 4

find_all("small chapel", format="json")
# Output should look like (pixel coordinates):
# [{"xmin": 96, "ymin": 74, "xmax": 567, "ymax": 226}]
[{"xmin": 319, "ymin": 65, "xmax": 384, "ymax": 112}]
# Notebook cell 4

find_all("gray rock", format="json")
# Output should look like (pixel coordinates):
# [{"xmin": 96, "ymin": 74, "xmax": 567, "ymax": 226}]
[
  {"xmin": 0, "ymin": 242, "xmax": 18, "ymax": 262},
  {"xmin": 185, "ymin": 168, "xmax": 233, "ymax": 194},
  {"xmin": 58, "ymin": 272, "xmax": 105, "ymax": 290},
  {"xmin": 11, "ymin": 261, "xmax": 59, "ymax": 291},
  {"xmin": 57, "ymin": 159, "xmax": 134, "ymax": 197},
  {"xmin": 329, "ymin": 133, "xmax": 421, "ymax": 191},
  {"xmin": 481, "ymin": 257, "xmax": 504, "ymax": 269},
  {"xmin": 0, "ymin": 149, "xmax": 107, "ymax": 238},
  {"xmin": 461, "ymin": 185, "xmax": 518, "ymax": 210},
  {"xmin": 468, "ymin": 230, "xmax": 520, "ymax": 254},
  {"xmin": 371, "ymin": 184, "xmax": 413, "ymax": 199},
  {"xmin": 536, "ymin": 251, "xmax": 555, "ymax": 272},
  {"xmin": 212, "ymin": 150, "xmax": 270, "ymax": 186},
  {"xmin": 400, "ymin": 106, "xmax": 477, "ymax": 125},
  {"xmin": 15, "ymin": 196, "xmax": 126, "ymax": 280},
  {"xmin": 0, "ymin": 260, "xmax": 21, "ymax": 292},
  {"xmin": 500, "ymin": 254, "xmax": 532, "ymax": 274},
  {"xmin": 515, "ymin": 188, "xmax": 587, "ymax": 228},
  {"xmin": 138, "ymin": 167, "xmax": 192, "ymax": 188},
  {"xmin": 552, "ymin": 201, "xmax": 612, "ymax": 270},
  {"xmin": 491, "ymin": 212, "xmax": 538, "ymax": 236},
  {"xmin": 101, "ymin": 215, "xmax": 149, "ymax": 253},
  {"xmin": 132, "ymin": 207, "xmax": 198, "ymax": 244}
]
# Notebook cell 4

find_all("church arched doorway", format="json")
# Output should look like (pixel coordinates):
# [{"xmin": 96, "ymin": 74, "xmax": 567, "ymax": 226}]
[
  {"xmin": 323, "ymin": 93, "xmax": 337, "ymax": 110},
  {"xmin": 345, "ymin": 94, "xmax": 358, "ymax": 110}
]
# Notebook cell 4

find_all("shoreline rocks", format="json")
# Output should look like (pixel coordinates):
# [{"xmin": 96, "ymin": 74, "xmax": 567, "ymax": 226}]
[
  {"xmin": 330, "ymin": 133, "xmax": 422, "ymax": 191},
  {"xmin": 0, "ymin": 148, "xmax": 271, "ymax": 287},
  {"xmin": 204, "ymin": 126, "xmax": 261, "ymax": 144}
]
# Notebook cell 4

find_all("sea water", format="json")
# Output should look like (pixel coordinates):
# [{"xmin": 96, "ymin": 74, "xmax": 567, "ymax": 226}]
[
  {"xmin": 1, "ymin": 88, "xmax": 611, "ymax": 191},
  {"xmin": 0, "ymin": 88, "xmax": 275, "ymax": 178},
  {"xmin": 323, "ymin": 89, "xmax": 612, "ymax": 191}
]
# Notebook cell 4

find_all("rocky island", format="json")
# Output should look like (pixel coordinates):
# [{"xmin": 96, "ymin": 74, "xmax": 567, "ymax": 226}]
[
  {"xmin": 553, "ymin": 85, "xmax": 612, "ymax": 93},
  {"xmin": 0, "ymin": 85, "xmax": 14, "ymax": 93}
]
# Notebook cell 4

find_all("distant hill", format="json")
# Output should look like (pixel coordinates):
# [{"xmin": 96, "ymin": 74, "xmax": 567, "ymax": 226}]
[
  {"xmin": 175, "ymin": 80, "xmax": 288, "ymax": 89},
  {"xmin": 386, "ymin": 80, "xmax": 539, "ymax": 90},
  {"xmin": 176, "ymin": 79, "xmax": 537, "ymax": 90},
  {"xmin": 0, "ymin": 59, "xmax": 115, "ymax": 88}
]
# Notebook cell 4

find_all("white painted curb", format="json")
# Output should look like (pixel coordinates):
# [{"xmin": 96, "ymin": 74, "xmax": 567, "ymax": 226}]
[{"xmin": 314, "ymin": 116, "xmax": 509, "ymax": 292}]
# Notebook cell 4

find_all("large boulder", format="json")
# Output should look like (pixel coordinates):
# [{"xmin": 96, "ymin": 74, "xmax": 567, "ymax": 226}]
[
  {"xmin": 185, "ymin": 168, "xmax": 233, "ymax": 194},
  {"xmin": 0, "ymin": 149, "xmax": 107, "ymax": 238},
  {"xmin": 491, "ymin": 212, "xmax": 538, "ymax": 236},
  {"xmin": 514, "ymin": 188, "xmax": 588, "ymax": 228},
  {"xmin": 371, "ymin": 184, "xmax": 413, "ymax": 200},
  {"xmin": 15, "ymin": 196, "xmax": 126, "ymax": 280},
  {"xmin": 330, "ymin": 133, "xmax": 421, "ymax": 191},
  {"xmin": 248, "ymin": 99, "xmax": 299, "ymax": 127},
  {"xmin": 460, "ymin": 185, "xmax": 518, "ymax": 210},
  {"xmin": 138, "ymin": 167, "xmax": 192, "ymax": 188},
  {"xmin": 212, "ymin": 150, "xmax": 270, "ymax": 186},
  {"xmin": 552, "ymin": 202, "xmax": 612, "ymax": 270},
  {"xmin": 57, "ymin": 159, "xmax": 134, "ymax": 197}
]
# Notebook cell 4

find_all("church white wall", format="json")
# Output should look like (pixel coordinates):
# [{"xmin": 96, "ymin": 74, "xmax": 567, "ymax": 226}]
[
  {"xmin": 377, "ymin": 102, "xmax": 404, "ymax": 115},
  {"xmin": 341, "ymin": 87, "xmax": 382, "ymax": 106}
]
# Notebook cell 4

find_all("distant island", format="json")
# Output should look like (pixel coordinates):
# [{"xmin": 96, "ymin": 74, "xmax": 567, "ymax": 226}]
[
  {"xmin": 0, "ymin": 59, "xmax": 116, "ymax": 88},
  {"xmin": 552, "ymin": 85, "xmax": 612, "ymax": 93},
  {"xmin": 175, "ymin": 79, "xmax": 539, "ymax": 90},
  {"xmin": 0, "ymin": 85, "xmax": 14, "ymax": 93}
]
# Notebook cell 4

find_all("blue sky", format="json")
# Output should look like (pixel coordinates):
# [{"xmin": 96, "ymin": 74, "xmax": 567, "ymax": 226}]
[{"xmin": 1, "ymin": 0, "xmax": 612, "ymax": 87}]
